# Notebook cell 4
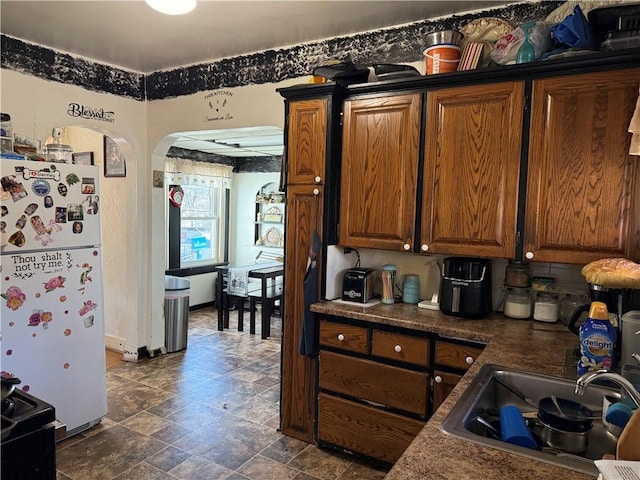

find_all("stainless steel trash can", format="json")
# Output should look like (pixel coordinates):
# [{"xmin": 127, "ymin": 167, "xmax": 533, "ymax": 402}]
[{"xmin": 164, "ymin": 275, "xmax": 190, "ymax": 352}]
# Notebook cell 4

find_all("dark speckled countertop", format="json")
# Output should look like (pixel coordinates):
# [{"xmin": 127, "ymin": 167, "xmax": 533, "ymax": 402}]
[{"xmin": 310, "ymin": 300, "xmax": 594, "ymax": 480}]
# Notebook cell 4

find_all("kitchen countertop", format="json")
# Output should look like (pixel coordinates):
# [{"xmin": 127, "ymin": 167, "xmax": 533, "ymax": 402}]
[{"xmin": 310, "ymin": 300, "xmax": 594, "ymax": 480}]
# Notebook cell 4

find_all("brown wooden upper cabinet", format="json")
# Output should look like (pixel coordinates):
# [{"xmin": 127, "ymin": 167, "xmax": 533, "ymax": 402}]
[
  {"xmin": 524, "ymin": 69, "xmax": 640, "ymax": 264},
  {"xmin": 287, "ymin": 98, "xmax": 327, "ymax": 185},
  {"xmin": 421, "ymin": 81, "xmax": 524, "ymax": 258},
  {"xmin": 339, "ymin": 92, "xmax": 422, "ymax": 251}
]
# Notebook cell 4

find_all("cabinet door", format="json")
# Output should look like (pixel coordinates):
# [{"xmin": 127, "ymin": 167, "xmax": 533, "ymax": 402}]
[
  {"xmin": 280, "ymin": 184, "xmax": 323, "ymax": 443},
  {"xmin": 524, "ymin": 69, "xmax": 640, "ymax": 264},
  {"xmin": 421, "ymin": 81, "xmax": 524, "ymax": 258},
  {"xmin": 340, "ymin": 93, "xmax": 421, "ymax": 251},
  {"xmin": 287, "ymin": 99, "xmax": 327, "ymax": 185},
  {"xmin": 432, "ymin": 371, "xmax": 463, "ymax": 414}
]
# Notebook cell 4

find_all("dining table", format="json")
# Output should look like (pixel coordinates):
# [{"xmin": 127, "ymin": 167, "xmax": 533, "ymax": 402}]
[{"xmin": 215, "ymin": 262, "xmax": 284, "ymax": 334}]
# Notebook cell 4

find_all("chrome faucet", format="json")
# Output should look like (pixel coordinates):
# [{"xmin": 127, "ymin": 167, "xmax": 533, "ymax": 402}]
[{"xmin": 575, "ymin": 369, "xmax": 640, "ymax": 409}]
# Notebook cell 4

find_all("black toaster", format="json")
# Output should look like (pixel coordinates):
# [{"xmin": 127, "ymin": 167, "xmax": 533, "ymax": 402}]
[
  {"xmin": 439, "ymin": 257, "xmax": 493, "ymax": 319},
  {"xmin": 342, "ymin": 268, "xmax": 377, "ymax": 303}
]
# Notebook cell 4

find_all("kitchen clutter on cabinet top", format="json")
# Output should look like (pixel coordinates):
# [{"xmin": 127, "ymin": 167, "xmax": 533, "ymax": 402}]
[{"xmin": 309, "ymin": 2, "xmax": 640, "ymax": 84}]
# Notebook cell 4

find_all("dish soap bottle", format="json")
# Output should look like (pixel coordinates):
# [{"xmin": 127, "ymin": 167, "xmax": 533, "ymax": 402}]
[{"xmin": 577, "ymin": 301, "xmax": 617, "ymax": 375}]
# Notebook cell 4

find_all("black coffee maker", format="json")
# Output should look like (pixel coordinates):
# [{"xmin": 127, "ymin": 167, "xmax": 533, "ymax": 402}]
[{"xmin": 568, "ymin": 284, "xmax": 640, "ymax": 334}]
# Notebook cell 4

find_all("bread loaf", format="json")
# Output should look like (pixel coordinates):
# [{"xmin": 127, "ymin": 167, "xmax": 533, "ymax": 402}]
[{"xmin": 581, "ymin": 258, "xmax": 640, "ymax": 289}]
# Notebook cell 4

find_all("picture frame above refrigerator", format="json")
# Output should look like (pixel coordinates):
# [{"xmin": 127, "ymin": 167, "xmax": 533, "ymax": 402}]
[{"xmin": 103, "ymin": 136, "xmax": 126, "ymax": 177}]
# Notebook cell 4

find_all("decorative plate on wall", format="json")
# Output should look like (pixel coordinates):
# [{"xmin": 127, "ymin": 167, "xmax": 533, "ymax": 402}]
[{"xmin": 263, "ymin": 227, "xmax": 282, "ymax": 247}]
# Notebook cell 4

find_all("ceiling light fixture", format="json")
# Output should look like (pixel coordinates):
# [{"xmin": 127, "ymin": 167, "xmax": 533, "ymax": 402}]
[{"xmin": 145, "ymin": 0, "xmax": 196, "ymax": 15}]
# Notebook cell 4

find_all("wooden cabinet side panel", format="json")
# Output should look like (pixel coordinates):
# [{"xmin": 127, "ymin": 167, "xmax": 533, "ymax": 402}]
[
  {"xmin": 281, "ymin": 185, "xmax": 323, "ymax": 442},
  {"xmin": 319, "ymin": 351, "xmax": 428, "ymax": 415},
  {"xmin": 422, "ymin": 81, "xmax": 523, "ymax": 257},
  {"xmin": 288, "ymin": 99, "xmax": 328, "ymax": 184},
  {"xmin": 317, "ymin": 393, "xmax": 425, "ymax": 464},
  {"xmin": 339, "ymin": 93, "xmax": 421, "ymax": 250},
  {"xmin": 525, "ymin": 69, "xmax": 640, "ymax": 263}
]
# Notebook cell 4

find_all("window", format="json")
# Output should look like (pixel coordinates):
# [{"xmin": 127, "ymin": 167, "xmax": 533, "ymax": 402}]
[
  {"xmin": 166, "ymin": 158, "xmax": 232, "ymax": 272},
  {"xmin": 179, "ymin": 184, "xmax": 222, "ymax": 266}
]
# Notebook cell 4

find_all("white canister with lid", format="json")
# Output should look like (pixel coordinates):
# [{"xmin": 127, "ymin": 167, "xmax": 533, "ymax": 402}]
[
  {"xmin": 533, "ymin": 292, "xmax": 560, "ymax": 323},
  {"xmin": 504, "ymin": 288, "xmax": 532, "ymax": 319}
]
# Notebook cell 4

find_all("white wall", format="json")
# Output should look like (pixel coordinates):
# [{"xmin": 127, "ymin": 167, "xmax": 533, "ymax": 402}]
[{"xmin": 231, "ymin": 172, "xmax": 282, "ymax": 266}]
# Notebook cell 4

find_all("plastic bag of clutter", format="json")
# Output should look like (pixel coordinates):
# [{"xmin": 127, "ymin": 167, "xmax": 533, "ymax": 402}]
[
  {"xmin": 490, "ymin": 21, "xmax": 551, "ymax": 65},
  {"xmin": 549, "ymin": 5, "xmax": 599, "ymax": 49}
]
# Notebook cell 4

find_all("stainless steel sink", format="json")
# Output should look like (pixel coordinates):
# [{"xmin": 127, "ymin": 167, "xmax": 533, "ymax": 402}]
[{"xmin": 440, "ymin": 364, "xmax": 620, "ymax": 477}]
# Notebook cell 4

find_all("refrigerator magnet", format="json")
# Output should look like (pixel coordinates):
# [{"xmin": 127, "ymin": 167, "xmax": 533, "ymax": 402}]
[
  {"xmin": 31, "ymin": 179, "xmax": 50, "ymax": 196},
  {"xmin": 55, "ymin": 207, "xmax": 67, "ymax": 223},
  {"xmin": 24, "ymin": 203, "xmax": 38, "ymax": 215},
  {"xmin": 8, "ymin": 230, "xmax": 25, "ymax": 247},
  {"xmin": 15, "ymin": 214, "xmax": 26, "ymax": 229}
]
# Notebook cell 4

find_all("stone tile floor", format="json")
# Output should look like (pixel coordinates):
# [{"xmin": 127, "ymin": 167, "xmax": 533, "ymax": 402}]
[{"xmin": 55, "ymin": 306, "xmax": 389, "ymax": 480}]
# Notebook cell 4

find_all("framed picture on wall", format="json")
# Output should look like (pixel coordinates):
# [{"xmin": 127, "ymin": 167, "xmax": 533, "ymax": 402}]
[
  {"xmin": 103, "ymin": 136, "xmax": 126, "ymax": 177},
  {"xmin": 72, "ymin": 151, "xmax": 94, "ymax": 166}
]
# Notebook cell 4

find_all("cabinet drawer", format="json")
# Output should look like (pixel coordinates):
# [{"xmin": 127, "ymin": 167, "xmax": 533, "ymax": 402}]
[
  {"xmin": 318, "ymin": 393, "xmax": 425, "ymax": 464},
  {"xmin": 319, "ymin": 351, "xmax": 427, "ymax": 415},
  {"xmin": 371, "ymin": 330, "xmax": 429, "ymax": 367},
  {"xmin": 319, "ymin": 320, "xmax": 368, "ymax": 354},
  {"xmin": 434, "ymin": 340, "xmax": 484, "ymax": 371}
]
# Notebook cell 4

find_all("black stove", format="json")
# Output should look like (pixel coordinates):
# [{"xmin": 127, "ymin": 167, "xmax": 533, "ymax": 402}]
[{"xmin": 1, "ymin": 388, "xmax": 56, "ymax": 480}]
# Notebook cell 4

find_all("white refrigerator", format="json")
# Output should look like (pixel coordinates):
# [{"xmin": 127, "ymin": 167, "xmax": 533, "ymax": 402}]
[{"xmin": 1, "ymin": 158, "xmax": 107, "ymax": 438}]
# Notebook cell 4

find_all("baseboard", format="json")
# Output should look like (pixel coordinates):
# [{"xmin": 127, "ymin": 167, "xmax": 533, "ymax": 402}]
[{"xmin": 104, "ymin": 335, "xmax": 126, "ymax": 353}]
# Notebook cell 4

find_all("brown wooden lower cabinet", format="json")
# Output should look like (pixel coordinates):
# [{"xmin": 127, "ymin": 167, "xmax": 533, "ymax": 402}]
[
  {"xmin": 432, "ymin": 370, "xmax": 463, "ymax": 413},
  {"xmin": 317, "ymin": 393, "xmax": 426, "ymax": 464}
]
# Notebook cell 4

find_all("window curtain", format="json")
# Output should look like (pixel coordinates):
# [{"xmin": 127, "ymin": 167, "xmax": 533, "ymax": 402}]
[{"xmin": 165, "ymin": 158, "xmax": 233, "ymax": 187}]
